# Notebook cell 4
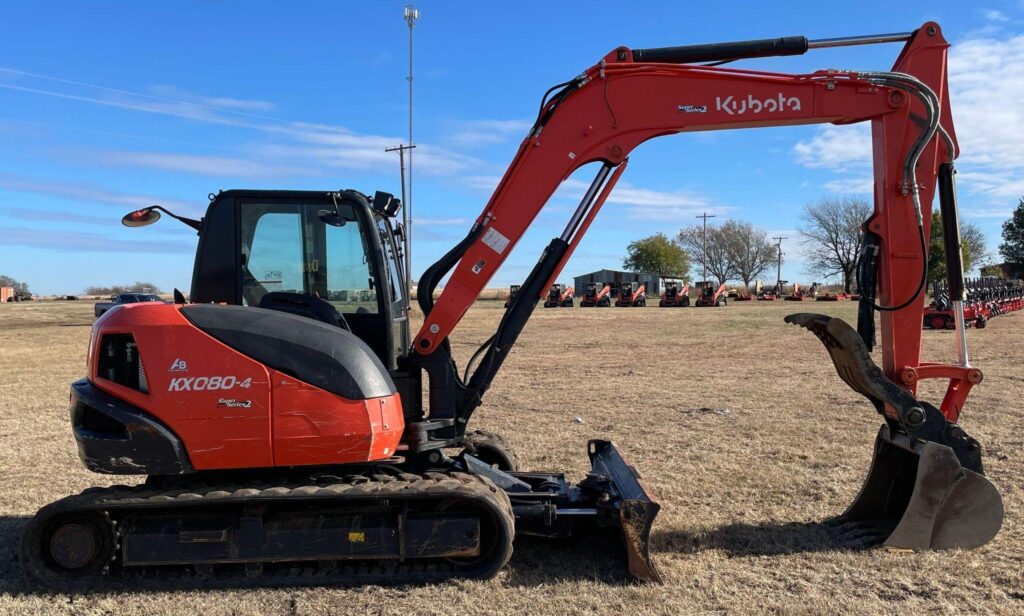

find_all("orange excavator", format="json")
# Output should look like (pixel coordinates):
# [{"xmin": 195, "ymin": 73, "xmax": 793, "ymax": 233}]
[
  {"xmin": 694, "ymin": 282, "xmax": 728, "ymax": 307},
  {"xmin": 543, "ymin": 283, "xmax": 575, "ymax": 307},
  {"xmin": 23, "ymin": 23, "xmax": 1003, "ymax": 591},
  {"xmin": 615, "ymin": 282, "xmax": 647, "ymax": 307},
  {"xmin": 659, "ymin": 281, "xmax": 691, "ymax": 307},
  {"xmin": 579, "ymin": 281, "xmax": 612, "ymax": 307}
]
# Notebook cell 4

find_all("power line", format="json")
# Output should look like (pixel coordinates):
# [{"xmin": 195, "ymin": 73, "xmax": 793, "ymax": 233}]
[
  {"xmin": 385, "ymin": 143, "xmax": 416, "ymax": 305},
  {"xmin": 772, "ymin": 235, "xmax": 788, "ymax": 294},
  {"xmin": 696, "ymin": 212, "xmax": 716, "ymax": 283},
  {"xmin": 404, "ymin": 5, "xmax": 419, "ymax": 298}
]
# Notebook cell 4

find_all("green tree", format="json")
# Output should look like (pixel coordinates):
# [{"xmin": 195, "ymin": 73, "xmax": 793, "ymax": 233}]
[
  {"xmin": 623, "ymin": 233, "xmax": 689, "ymax": 279},
  {"xmin": 0, "ymin": 275, "xmax": 29, "ymax": 294},
  {"xmin": 926, "ymin": 212, "xmax": 986, "ymax": 285},
  {"xmin": 999, "ymin": 197, "xmax": 1024, "ymax": 277}
]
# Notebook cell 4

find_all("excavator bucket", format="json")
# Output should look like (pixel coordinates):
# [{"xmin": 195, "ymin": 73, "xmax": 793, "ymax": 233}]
[{"xmin": 786, "ymin": 313, "xmax": 1004, "ymax": 551}]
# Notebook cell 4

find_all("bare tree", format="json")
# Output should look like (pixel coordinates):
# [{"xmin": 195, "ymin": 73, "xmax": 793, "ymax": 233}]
[
  {"xmin": 677, "ymin": 224, "xmax": 736, "ymax": 286},
  {"xmin": 799, "ymin": 198, "xmax": 872, "ymax": 293},
  {"xmin": 721, "ymin": 220, "xmax": 777, "ymax": 290}
]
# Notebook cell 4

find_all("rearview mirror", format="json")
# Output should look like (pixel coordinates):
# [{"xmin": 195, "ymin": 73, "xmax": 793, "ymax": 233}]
[{"xmin": 317, "ymin": 210, "xmax": 347, "ymax": 227}]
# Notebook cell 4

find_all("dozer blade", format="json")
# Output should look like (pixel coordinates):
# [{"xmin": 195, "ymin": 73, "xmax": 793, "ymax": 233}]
[
  {"xmin": 786, "ymin": 313, "xmax": 1004, "ymax": 551},
  {"xmin": 588, "ymin": 439, "xmax": 663, "ymax": 583}
]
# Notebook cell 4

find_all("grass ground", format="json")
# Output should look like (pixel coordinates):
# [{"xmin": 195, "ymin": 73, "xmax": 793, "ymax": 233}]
[{"xmin": 0, "ymin": 300, "xmax": 1021, "ymax": 615}]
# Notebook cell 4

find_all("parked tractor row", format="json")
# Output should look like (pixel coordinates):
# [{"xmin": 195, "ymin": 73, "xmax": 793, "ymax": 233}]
[{"xmin": 924, "ymin": 278, "xmax": 1024, "ymax": 330}]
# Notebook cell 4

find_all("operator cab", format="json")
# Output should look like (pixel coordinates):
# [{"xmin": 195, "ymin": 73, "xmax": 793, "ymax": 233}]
[{"xmin": 188, "ymin": 189, "xmax": 409, "ymax": 369}]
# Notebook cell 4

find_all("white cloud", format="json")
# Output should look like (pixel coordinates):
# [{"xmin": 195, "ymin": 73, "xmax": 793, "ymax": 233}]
[
  {"xmin": 794, "ymin": 31, "xmax": 1024, "ymax": 204},
  {"xmin": 90, "ymin": 150, "xmax": 314, "ymax": 178},
  {"xmin": 0, "ymin": 173, "xmax": 199, "ymax": 216},
  {"xmin": 146, "ymin": 85, "xmax": 276, "ymax": 112},
  {"xmin": 0, "ymin": 70, "xmax": 479, "ymax": 179},
  {"xmin": 414, "ymin": 217, "xmax": 471, "ymax": 227},
  {"xmin": 823, "ymin": 176, "xmax": 873, "ymax": 195},
  {"xmin": 982, "ymin": 9, "xmax": 1009, "ymax": 22},
  {"xmin": 792, "ymin": 124, "xmax": 871, "ymax": 170},
  {"xmin": 446, "ymin": 119, "xmax": 531, "ymax": 148}
]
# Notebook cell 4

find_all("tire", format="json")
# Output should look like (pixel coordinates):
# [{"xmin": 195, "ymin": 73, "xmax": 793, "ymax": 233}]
[
  {"xmin": 928, "ymin": 315, "xmax": 946, "ymax": 330},
  {"xmin": 681, "ymin": 297, "xmax": 690, "ymax": 307},
  {"xmin": 636, "ymin": 297, "xmax": 646, "ymax": 307},
  {"xmin": 460, "ymin": 430, "xmax": 519, "ymax": 472}
]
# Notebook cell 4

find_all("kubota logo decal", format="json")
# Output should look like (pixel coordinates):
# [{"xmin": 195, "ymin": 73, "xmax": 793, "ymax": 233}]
[
  {"xmin": 168, "ymin": 376, "xmax": 253, "ymax": 392},
  {"xmin": 715, "ymin": 94, "xmax": 801, "ymax": 116}
]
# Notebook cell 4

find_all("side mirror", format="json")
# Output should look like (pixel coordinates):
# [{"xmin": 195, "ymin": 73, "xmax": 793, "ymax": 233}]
[
  {"xmin": 122, "ymin": 207, "xmax": 161, "ymax": 227},
  {"xmin": 121, "ymin": 204, "xmax": 202, "ymax": 231},
  {"xmin": 393, "ymin": 223, "xmax": 406, "ymax": 242}
]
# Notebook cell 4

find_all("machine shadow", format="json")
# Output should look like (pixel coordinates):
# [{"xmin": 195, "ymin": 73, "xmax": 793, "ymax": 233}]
[
  {"xmin": 504, "ymin": 533, "xmax": 635, "ymax": 586},
  {"xmin": 0, "ymin": 516, "xmax": 35, "ymax": 596},
  {"xmin": 654, "ymin": 518, "xmax": 870, "ymax": 557}
]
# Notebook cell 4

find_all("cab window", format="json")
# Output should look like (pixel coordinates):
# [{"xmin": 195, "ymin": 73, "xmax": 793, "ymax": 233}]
[{"xmin": 239, "ymin": 202, "xmax": 378, "ymax": 314}]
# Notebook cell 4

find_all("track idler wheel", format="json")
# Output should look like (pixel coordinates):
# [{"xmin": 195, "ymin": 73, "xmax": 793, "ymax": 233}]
[
  {"xmin": 22, "ymin": 508, "xmax": 116, "ymax": 590},
  {"xmin": 786, "ymin": 312, "xmax": 1004, "ymax": 551}
]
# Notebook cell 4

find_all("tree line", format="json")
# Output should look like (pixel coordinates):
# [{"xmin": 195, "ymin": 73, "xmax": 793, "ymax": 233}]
[{"xmin": 623, "ymin": 197, "xmax": 991, "ymax": 293}]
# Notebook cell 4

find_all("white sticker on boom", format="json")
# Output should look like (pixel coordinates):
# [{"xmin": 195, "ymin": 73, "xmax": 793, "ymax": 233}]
[{"xmin": 481, "ymin": 227, "xmax": 510, "ymax": 255}]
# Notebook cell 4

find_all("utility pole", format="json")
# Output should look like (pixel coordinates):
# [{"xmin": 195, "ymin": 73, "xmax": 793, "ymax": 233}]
[
  {"xmin": 696, "ymin": 212, "xmax": 716, "ymax": 284},
  {"xmin": 772, "ymin": 235, "xmax": 787, "ymax": 294},
  {"xmin": 385, "ymin": 143, "xmax": 416, "ymax": 302},
  {"xmin": 404, "ymin": 4, "xmax": 419, "ymax": 297}
]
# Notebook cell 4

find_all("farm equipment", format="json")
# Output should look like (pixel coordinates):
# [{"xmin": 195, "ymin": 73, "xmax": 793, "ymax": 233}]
[
  {"xmin": 659, "ymin": 281, "xmax": 690, "ymax": 307},
  {"xmin": 694, "ymin": 283, "xmax": 728, "ymax": 307},
  {"xmin": 785, "ymin": 283, "xmax": 819, "ymax": 301},
  {"xmin": 543, "ymin": 284, "xmax": 574, "ymax": 307},
  {"xmin": 924, "ymin": 278, "xmax": 1024, "ymax": 329},
  {"xmin": 504, "ymin": 284, "xmax": 520, "ymax": 308},
  {"xmin": 615, "ymin": 282, "xmax": 647, "ymax": 307},
  {"xmin": 23, "ymin": 22, "xmax": 1005, "ymax": 591},
  {"xmin": 579, "ymin": 282, "xmax": 612, "ymax": 307}
]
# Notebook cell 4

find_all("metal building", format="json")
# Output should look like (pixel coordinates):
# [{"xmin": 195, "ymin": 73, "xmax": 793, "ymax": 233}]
[{"xmin": 572, "ymin": 269, "xmax": 680, "ymax": 297}]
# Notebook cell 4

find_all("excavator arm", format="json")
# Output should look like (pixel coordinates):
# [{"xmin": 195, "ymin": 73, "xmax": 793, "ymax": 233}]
[
  {"xmin": 409, "ymin": 23, "xmax": 1002, "ymax": 553},
  {"xmin": 416, "ymin": 22, "xmax": 963, "ymax": 405}
]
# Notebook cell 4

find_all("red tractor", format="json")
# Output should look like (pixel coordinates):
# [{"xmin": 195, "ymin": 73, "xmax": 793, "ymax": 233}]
[
  {"xmin": 543, "ymin": 284, "xmax": 574, "ymax": 307},
  {"xmin": 659, "ymin": 281, "xmax": 690, "ymax": 307},
  {"xmin": 694, "ymin": 282, "xmax": 728, "ymax": 307},
  {"xmin": 579, "ymin": 282, "xmax": 612, "ymax": 307},
  {"xmin": 615, "ymin": 282, "xmax": 647, "ymax": 307}
]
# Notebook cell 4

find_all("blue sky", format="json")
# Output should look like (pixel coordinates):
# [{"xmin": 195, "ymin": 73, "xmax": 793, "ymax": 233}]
[{"xmin": 2, "ymin": 2, "xmax": 1023, "ymax": 295}]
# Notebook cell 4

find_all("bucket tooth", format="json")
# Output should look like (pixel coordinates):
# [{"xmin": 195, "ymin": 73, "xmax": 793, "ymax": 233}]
[{"xmin": 786, "ymin": 313, "xmax": 1004, "ymax": 551}]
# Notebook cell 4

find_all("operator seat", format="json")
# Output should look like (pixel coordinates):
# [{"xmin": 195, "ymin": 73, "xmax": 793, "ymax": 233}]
[{"xmin": 258, "ymin": 291, "xmax": 351, "ymax": 331}]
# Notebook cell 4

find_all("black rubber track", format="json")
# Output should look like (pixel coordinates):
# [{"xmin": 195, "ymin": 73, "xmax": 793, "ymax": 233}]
[{"xmin": 22, "ymin": 472, "xmax": 515, "ymax": 591}]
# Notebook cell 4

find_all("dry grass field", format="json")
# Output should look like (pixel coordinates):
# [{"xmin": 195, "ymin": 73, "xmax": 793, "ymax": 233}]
[{"xmin": 0, "ymin": 300, "xmax": 1021, "ymax": 615}]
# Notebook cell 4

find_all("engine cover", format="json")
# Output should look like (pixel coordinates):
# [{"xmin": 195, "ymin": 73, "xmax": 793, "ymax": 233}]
[{"xmin": 85, "ymin": 304, "xmax": 404, "ymax": 472}]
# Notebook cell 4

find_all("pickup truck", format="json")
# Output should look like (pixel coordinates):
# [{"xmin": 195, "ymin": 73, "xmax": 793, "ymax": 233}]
[{"xmin": 94, "ymin": 293, "xmax": 166, "ymax": 317}]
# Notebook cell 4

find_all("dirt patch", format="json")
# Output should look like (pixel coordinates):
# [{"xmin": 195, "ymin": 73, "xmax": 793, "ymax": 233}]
[{"xmin": 1, "ymin": 300, "xmax": 1021, "ymax": 614}]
